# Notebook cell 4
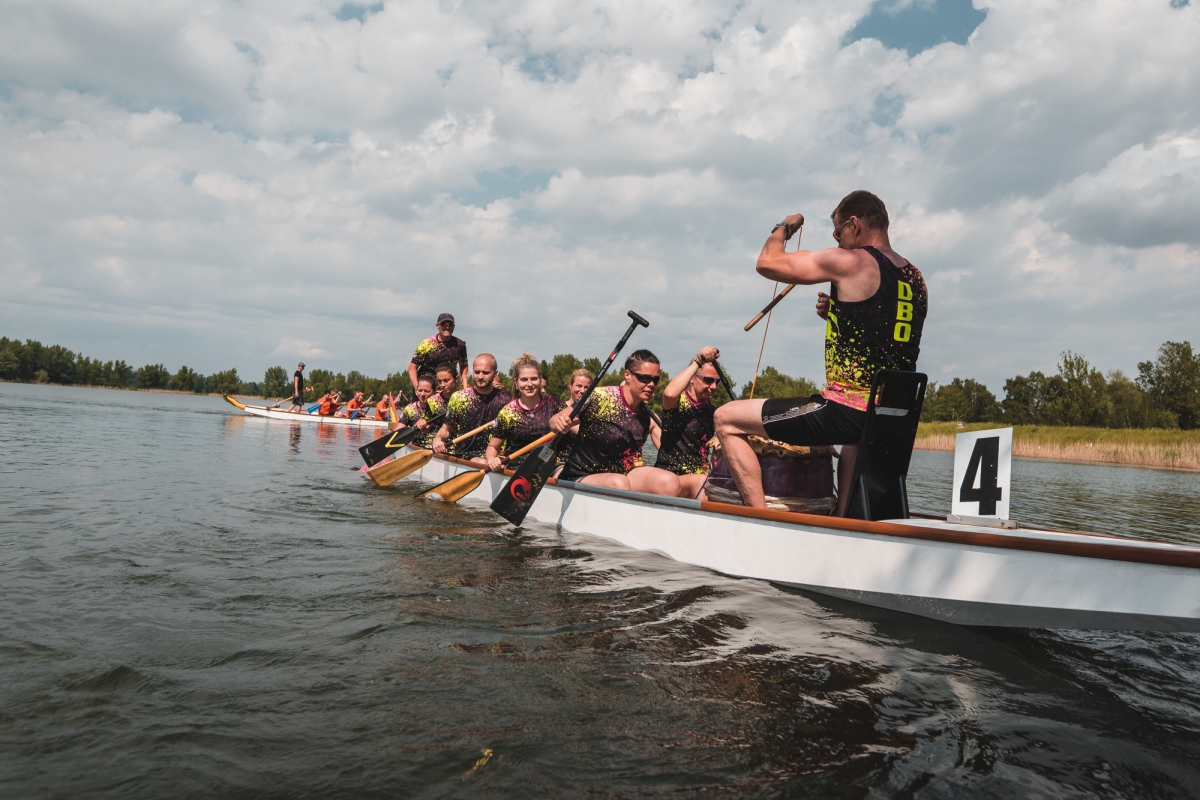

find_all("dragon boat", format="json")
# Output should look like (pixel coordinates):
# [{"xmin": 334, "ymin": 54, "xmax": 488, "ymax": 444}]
[
  {"xmin": 377, "ymin": 448, "xmax": 1200, "ymax": 632},
  {"xmin": 223, "ymin": 394, "xmax": 392, "ymax": 429}
]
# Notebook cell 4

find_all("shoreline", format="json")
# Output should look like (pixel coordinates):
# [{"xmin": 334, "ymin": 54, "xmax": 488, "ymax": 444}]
[
  {"xmin": 915, "ymin": 422, "xmax": 1200, "ymax": 473},
  {"xmin": 0, "ymin": 379, "xmax": 285, "ymax": 400}
]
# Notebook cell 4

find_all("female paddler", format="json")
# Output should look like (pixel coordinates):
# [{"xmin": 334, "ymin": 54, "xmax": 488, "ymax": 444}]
[
  {"xmin": 485, "ymin": 354, "xmax": 569, "ymax": 472},
  {"xmin": 549, "ymin": 349, "xmax": 680, "ymax": 497},
  {"xmin": 654, "ymin": 346, "xmax": 721, "ymax": 499}
]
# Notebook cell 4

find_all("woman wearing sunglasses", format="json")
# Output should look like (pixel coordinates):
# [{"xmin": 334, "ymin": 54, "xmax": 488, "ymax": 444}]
[
  {"xmin": 550, "ymin": 349, "xmax": 680, "ymax": 497},
  {"xmin": 654, "ymin": 346, "xmax": 721, "ymax": 499}
]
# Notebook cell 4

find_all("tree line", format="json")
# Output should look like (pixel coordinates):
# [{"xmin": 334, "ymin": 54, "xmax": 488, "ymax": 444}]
[
  {"xmin": 4, "ymin": 333, "xmax": 1195, "ymax": 429},
  {"xmin": 922, "ymin": 342, "xmax": 1199, "ymax": 430}
]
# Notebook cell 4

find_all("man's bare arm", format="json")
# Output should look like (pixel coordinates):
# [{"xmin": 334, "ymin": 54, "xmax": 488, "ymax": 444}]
[{"xmin": 756, "ymin": 214, "xmax": 861, "ymax": 286}]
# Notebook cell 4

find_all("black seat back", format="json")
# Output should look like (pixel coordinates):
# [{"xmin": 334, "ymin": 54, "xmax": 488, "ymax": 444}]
[{"xmin": 845, "ymin": 370, "xmax": 927, "ymax": 521}]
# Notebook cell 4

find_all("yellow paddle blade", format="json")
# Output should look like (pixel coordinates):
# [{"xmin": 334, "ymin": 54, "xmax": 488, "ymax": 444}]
[
  {"xmin": 223, "ymin": 394, "xmax": 247, "ymax": 410},
  {"xmin": 367, "ymin": 448, "xmax": 433, "ymax": 487},
  {"xmin": 417, "ymin": 470, "xmax": 486, "ymax": 503}
]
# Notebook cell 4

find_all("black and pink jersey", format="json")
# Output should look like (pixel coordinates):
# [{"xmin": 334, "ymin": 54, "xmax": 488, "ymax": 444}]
[
  {"xmin": 560, "ymin": 385, "xmax": 650, "ymax": 479},
  {"xmin": 653, "ymin": 390, "xmax": 714, "ymax": 475},
  {"xmin": 446, "ymin": 385, "xmax": 511, "ymax": 458},
  {"xmin": 493, "ymin": 395, "xmax": 564, "ymax": 466}
]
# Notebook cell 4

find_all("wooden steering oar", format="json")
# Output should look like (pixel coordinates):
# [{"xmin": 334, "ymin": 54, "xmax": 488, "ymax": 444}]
[
  {"xmin": 416, "ymin": 432, "xmax": 556, "ymax": 504},
  {"xmin": 364, "ymin": 419, "xmax": 498, "ymax": 487}
]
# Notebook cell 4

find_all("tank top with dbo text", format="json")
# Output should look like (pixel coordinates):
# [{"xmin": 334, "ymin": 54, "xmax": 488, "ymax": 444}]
[{"xmin": 822, "ymin": 246, "xmax": 927, "ymax": 411}]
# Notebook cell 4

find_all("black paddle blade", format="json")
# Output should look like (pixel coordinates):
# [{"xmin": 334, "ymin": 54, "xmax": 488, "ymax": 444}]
[
  {"xmin": 490, "ymin": 444, "xmax": 561, "ymax": 526},
  {"xmin": 359, "ymin": 427, "xmax": 418, "ymax": 467}
]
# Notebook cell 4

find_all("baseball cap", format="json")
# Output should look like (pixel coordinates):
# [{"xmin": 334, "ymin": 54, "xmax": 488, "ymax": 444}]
[
  {"xmin": 436, "ymin": 313, "xmax": 455, "ymax": 325},
  {"xmin": 298, "ymin": 362, "xmax": 306, "ymax": 368}
]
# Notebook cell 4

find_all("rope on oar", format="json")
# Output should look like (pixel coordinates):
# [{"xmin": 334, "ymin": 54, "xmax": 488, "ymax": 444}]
[{"xmin": 748, "ymin": 282, "xmax": 778, "ymax": 400}]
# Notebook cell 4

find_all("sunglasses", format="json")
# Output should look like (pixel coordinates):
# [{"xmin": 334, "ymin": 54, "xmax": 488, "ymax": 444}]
[
  {"xmin": 695, "ymin": 375, "xmax": 719, "ymax": 386},
  {"xmin": 630, "ymin": 371, "xmax": 661, "ymax": 385}
]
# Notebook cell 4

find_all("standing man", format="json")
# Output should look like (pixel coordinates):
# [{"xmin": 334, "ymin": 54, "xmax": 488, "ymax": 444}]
[
  {"xmin": 432, "ymin": 354, "xmax": 511, "ymax": 462},
  {"xmin": 714, "ymin": 190, "xmax": 928, "ymax": 514},
  {"xmin": 289, "ymin": 362, "xmax": 309, "ymax": 413},
  {"xmin": 408, "ymin": 313, "xmax": 469, "ymax": 391}
]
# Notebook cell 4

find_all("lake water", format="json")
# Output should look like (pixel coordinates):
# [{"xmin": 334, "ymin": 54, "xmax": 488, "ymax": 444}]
[{"xmin": 3, "ymin": 382, "xmax": 1200, "ymax": 798}]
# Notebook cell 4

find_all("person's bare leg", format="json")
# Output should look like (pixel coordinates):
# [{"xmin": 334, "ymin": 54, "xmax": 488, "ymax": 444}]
[
  {"xmin": 469, "ymin": 456, "xmax": 487, "ymax": 466},
  {"xmin": 627, "ymin": 466, "xmax": 681, "ymax": 497},
  {"xmin": 834, "ymin": 445, "xmax": 858, "ymax": 516},
  {"xmin": 713, "ymin": 399, "xmax": 769, "ymax": 508},
  {"xmin": 579, "ymin": 473, "xmax": 632, "ymax": 490},
  {"xmin": 678, "ymin": 472, "xmax": 708, "ymax": 500}
]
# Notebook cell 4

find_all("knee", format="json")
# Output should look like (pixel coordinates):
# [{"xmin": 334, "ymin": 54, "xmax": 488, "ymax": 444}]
[{"xmin": 714, "ymin": 403, "xmax": 737, "ymax": 436}]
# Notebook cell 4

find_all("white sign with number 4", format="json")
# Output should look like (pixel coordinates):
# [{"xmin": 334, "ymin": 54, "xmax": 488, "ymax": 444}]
[{"xmin": 951, "ymin": 427, "xmax": 1013, "ymax": 521}]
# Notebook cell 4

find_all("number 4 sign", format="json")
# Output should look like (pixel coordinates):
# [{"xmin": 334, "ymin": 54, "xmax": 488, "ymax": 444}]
[{"xmin": 951, "ymin": 427, "xmax": 1013, "ymax": 524}]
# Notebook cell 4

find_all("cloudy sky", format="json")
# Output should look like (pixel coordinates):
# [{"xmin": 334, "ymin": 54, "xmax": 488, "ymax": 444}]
[{"xmin": 1, "ymin": 0, "xmax": 1197, "ymax": 392}]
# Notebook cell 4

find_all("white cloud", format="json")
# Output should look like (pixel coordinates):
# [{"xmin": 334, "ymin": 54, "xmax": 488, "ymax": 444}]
[{"xmin": 0, "ymin": 0, "xmax": 1197, "ymax": 394}]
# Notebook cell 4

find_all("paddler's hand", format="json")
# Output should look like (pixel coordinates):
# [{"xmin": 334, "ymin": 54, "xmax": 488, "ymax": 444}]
[
  {"xmin": 486, "ymin": 455, "xmax": 507, "ymax": 472},
  {"xmin": 695, "ymin": 346, "xmax": 720, "ymax": 365},
  {"xmin": 550, "ymin": 409, "xmax": 573, "ymax": 434},
  {"xmin": 816, "ymin": 291, "xmax": 830, "ymax": 320},
  {"xmin": 432, "ymin": 438, "xmax": 448, "ymax": 454},
  {"xmin": 415, "ymin": 418, "xmax": 428, "ymax": 430},
  {"xmin": 782, "ymin": 213, "xmax": 804, "ymax": 239}
]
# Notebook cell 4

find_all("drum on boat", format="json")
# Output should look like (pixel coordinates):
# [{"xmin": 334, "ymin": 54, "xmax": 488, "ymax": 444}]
[{"xmin": 706, "ymin": 436, "xmax": 836, "ymax": 514}]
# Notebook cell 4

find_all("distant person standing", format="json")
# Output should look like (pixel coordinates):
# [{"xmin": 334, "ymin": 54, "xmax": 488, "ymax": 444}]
[
  {"xmin": 289, "ymin": 362, "xmax": 309, "ymax": 413},
  {"xmin": 408, "ymin": 313, "xmax": 469, "ymax": 391}
]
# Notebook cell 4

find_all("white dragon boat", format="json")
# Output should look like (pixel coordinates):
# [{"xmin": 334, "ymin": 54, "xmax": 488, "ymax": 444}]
[
  {"xmin": 223, "ymin": 395, "xmax": 392, "ymax": 429},
  {"xmin": 379, "ymin": 449, "xmax": 1200, "ymax": 632}
]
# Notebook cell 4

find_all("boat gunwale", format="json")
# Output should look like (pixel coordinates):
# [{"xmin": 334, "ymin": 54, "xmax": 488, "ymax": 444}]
[{"xmin": 421, "ymin": 452, "xmax": 1200, "ymax": 571}]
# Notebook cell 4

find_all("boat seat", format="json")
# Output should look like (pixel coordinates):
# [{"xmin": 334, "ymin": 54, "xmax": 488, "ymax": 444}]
[{"xmin": 844, "ymin": 369, "xmax": 928, "ymax": 522}]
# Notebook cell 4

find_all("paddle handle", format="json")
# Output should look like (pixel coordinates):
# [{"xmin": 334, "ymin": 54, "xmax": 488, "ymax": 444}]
[
  {"xmin": 452, "ymin": 420, "xmax": 496, "ymax": 444},
  {"xmin": 744, "ymin": 284, "xmax": 796, "ymax": 331}
]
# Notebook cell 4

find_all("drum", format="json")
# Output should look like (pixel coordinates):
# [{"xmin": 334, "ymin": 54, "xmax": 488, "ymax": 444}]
[{"xmin": 706, "ymin": 436, "xmax": 836, "ymax": 514}]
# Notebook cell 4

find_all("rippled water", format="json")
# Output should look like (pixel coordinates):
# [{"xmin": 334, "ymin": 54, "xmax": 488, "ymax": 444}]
[{"xmin": 3, "ymin": 382, "xmax": 1200, "ymax": 798}]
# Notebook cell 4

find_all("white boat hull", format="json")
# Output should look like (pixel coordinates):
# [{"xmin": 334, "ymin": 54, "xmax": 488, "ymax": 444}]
[
  {"xmin": 396, "ymin": 452, "xmax": 1200, "ymax": 632},
  {"xmin": 236, "ymin": 402, "xmax": 392, "ymax": 428}
]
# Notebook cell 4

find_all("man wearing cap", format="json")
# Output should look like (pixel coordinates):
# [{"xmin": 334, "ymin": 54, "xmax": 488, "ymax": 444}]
[
  {"xmin": 408, "ymin": 313, "xmax": 469, "ymax": 391},
  {"xmin": 288, "ymin": 362, "xmax": 310, "ymax": 413}
]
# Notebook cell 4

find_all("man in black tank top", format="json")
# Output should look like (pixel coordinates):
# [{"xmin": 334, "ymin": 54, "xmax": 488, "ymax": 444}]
[{"xmin": 714, "ymin": 190, "xmax": 927, "ymax": 513}]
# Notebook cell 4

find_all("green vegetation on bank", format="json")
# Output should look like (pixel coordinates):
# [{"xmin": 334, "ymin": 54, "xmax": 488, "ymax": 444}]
[{"xmin": 923, "ymin": 342, "xmax": 1199, "ymax": 430}]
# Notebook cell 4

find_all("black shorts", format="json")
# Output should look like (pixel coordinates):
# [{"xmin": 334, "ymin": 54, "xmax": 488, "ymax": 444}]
[
  {"xmin": 290, "ymin": 395, "xmax": 303, "ymax": 407},
  {"xmin": 760, "ymin": 395, "xmax": 866, "ymax": 446}
]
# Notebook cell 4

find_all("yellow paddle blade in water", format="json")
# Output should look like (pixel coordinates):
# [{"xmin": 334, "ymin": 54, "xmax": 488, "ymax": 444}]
[
  {"xmin": 366, "ymin": 448, "xmax": 433, "ymax": 487},
  {"xmin": 417, "ymin": 469, "xmax": 487, "ymax": 503}
]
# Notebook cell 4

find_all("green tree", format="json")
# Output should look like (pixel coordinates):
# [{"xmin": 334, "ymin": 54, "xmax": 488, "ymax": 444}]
[
  {"xmin": 208, "ymin": 368, "xmax": 241, "ymax": 395},
  {"xmin": 109, "ymin": 360, "xmax": 134, "ymax": 388},
  {"xmin": 541, "ymin": 353, "xmax": 584, "ymax": 399},
  {"xmin": 1001, "ymin": 371, "xmax": 1047, "ymax": 424},
  {"xmin": 308, "ymin": 368, "xmax": 336, "ymax": 395},
  {"xmin": 923, "ymin": 378, "xmax": 1000, "ymax": 422},
  {"xmin": 0, "ymin": 343, "xmax": 19, "ymax": 380},
  {"xmin": 1105, "ymin": 370, "xmax": 1176, "ymax": 429},
  {"xmin": 42, "ymin": 344, "xmax": 77, "ymax": 384},
  {"xmin": 262, "ymin": 366, "xmax": 289, "ymax": 398},
  {"xmin": 738, "ymin": 366, "xmax": 819, "ymax": 400},
  {"xmin": 169, "ymin": 366, "xmax": 198, "ymax": 392},
  {"xmin": 135, "ymin": 363, "xmax": 170, "ymax": 389},
  {"xmin": 1042, "ymin": 351, "xmax": 1107, "ymax": 427},
  {"xmin": 1138, "ymin": 340, "xmax": 1200, "ymax": 429}
]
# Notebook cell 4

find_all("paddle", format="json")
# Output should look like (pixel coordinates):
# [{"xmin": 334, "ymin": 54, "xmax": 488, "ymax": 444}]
[
  {"xmin": 715, "ymin": 361, "xmax": 737, "ymax": 402},
  {"xmin": 357, "ymin": 408, "xmax": 448, "ymax": 467},
  {"xmin": 490, "ymin": 310, "xmax": 649, "ymax": 526},
  {"xmin": 417, "ymin": 432, "xmax": 555, "ymax": 503},
  {"xmin": 364, "ymin": 419, "xmax": 498, "ymax": 487}
]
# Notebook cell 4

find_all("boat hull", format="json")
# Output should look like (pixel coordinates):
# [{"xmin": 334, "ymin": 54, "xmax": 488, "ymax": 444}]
[
  {"xmin": 398, "ymin": 453, "xmax": 1200, "ymax": 632},
  {"xmin": 237, "ymin": 403, "xmax": 392, "ymax": 428}
]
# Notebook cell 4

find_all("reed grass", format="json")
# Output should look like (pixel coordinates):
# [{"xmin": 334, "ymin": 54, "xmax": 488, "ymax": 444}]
[{"xmin": 914, "ymin": 422, "xmax": 1200, "ymax": 472}]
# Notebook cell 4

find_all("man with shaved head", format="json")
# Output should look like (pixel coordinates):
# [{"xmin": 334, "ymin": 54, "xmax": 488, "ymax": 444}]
[{"xmin": 432, "ymin": 353, "xmax": 512, "ymax": 462}]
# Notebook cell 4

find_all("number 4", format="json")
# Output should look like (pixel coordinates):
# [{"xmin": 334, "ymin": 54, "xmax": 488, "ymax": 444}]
[{"xmin": 959, "ymin": 436, "xmax": 1003, "ymax": 515}]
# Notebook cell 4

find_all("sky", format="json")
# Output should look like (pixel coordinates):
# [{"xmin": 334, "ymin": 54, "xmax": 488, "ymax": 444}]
[{"xmin": 1, "ymin": 0, "xmax": 1197, "ymax": 393}]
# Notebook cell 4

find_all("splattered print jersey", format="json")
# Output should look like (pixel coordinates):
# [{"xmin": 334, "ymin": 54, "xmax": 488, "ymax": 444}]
[
  {"xmin": 402, "ymin": 394, "xmax": 448, "ymax": 449},
  {"xmin": 823, "ymin": 246, "xmax": 927, "ymax": 411},
  {"xmin": 653, "ymin": 390, "xmax": 714, "ymax": 475},
  {"xmin": 446, "ymin": 385, "xmax": 511, "ymax": 458},
  {"xmin": 493, "ymin": 395, "xmax": 565, "ymax": 467},
  {"xmin": 561, "ymin": 385, "xmax": 650, "ymax": 479},
  {"xmin": 410, "ymin": 335, "xmax": 468, "ymax": 378}
]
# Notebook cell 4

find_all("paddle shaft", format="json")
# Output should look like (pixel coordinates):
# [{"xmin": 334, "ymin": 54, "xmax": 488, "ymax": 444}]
[
  {"xmin": 418, "ymin": 432, "xmax": 555, "ymax": 501},
  {"xmin": 716, "ymin": 362, "xmax": 738, "ymax": 401},
  {"xmin": 744, "ymin": 283, "xmax": 796, "ymax": 331}
]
